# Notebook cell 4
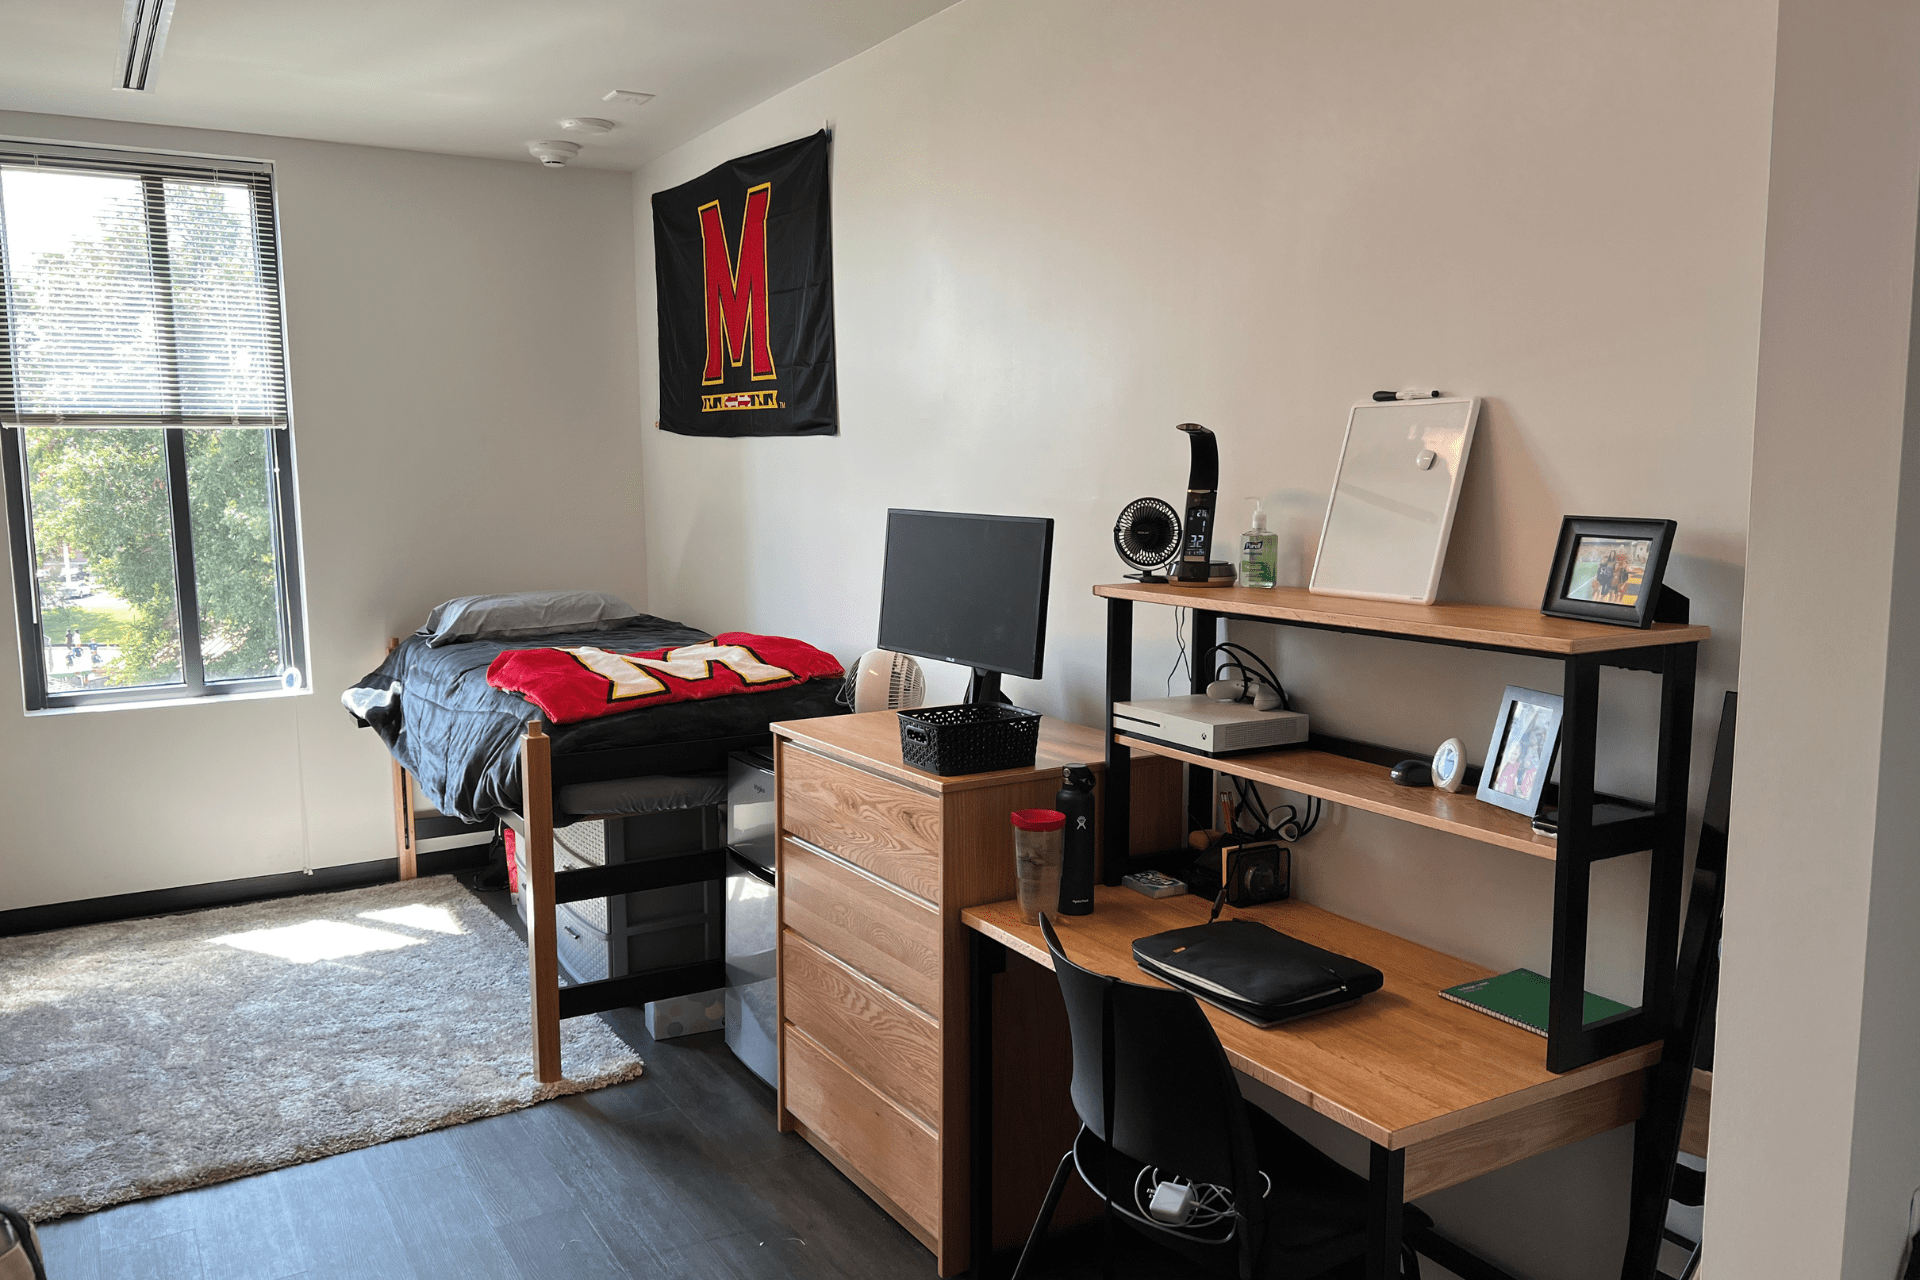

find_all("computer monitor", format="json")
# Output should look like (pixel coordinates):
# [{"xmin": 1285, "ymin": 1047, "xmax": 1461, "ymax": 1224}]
[{"xmin": 877, "ymin": 509, "xmax": 1054, "ymax": 705}]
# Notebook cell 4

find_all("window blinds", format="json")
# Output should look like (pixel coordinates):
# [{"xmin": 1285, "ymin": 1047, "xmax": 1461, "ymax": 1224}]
[{"xmin": 0, "ymin": 141, "xmax": 289, "ymax": 427}]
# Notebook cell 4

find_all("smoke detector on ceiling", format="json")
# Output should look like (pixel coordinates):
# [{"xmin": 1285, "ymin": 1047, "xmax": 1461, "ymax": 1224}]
[
  {"xmin": 560, "ymin": 118, "xmax": 615, "ymax": 135},
  {"xmin": 602, "ymin": 89, "xmax": 656, "ymax": 108},
  {"xmin": 527, "ymin": 140, "xmax": 583, "ymax": 168}
]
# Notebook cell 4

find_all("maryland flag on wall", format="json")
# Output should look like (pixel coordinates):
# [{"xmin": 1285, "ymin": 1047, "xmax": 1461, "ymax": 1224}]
[{"xmin": 652, "ymin": 131, "xmax": 837, "ymax": 437}]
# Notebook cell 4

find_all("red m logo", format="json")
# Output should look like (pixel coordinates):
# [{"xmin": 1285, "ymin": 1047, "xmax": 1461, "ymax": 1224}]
[{"xmin": 698, "ymin": 183, "xmax": 776, "ymax": 385}]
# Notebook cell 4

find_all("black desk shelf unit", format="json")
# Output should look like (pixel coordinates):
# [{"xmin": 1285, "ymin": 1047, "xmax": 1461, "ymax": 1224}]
[{"xmin": 1096, "ymin": 582, "xmax": 1710, "ymax": 1075}]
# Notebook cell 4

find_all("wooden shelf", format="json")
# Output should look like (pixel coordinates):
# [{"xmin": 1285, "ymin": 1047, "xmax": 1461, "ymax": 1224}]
[
  {"xmin": 1114, "ymin": 735, "xmax": 1561, "ymax": 859},
  {"xmin": 1093, "ymin": 582, "xmax": 1710, "ymax": 656},
  {"xmin": 1099, "ymin": 580, "xmax": 1700, "ymax": 1073}
]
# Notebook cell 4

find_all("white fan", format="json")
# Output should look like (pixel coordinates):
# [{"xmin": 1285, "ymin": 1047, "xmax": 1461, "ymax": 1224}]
[{"xmin": 846, "ymin": 649, "xmax": 927, "ymax": 712}]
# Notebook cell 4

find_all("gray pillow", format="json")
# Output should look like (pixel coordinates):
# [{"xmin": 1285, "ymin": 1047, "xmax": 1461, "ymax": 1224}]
[{"xmin": 420, "ymin": 590, "xmax": 640, "ymax": 647}]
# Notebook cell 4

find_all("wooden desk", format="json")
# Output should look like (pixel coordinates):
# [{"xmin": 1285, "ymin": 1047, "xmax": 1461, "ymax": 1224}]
[{"xmin": 962, "ymin": 888, "xmax": 1658, "ymax": 1279}]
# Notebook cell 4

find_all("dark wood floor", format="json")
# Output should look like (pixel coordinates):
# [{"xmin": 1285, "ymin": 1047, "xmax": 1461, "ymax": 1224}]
[
  {"xmin": 30, "ymin": 882, "xmax": 1234, "ymax": 1280},
  {"xmin": 37, "ymin": 1006, "xmax": 946, "ymax": 1280}
]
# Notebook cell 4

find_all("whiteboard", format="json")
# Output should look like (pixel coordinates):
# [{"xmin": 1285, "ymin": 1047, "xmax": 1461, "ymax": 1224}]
[{"xmin": 1308, "ymin": 397, "xmax": 1480, "ymax": 605}]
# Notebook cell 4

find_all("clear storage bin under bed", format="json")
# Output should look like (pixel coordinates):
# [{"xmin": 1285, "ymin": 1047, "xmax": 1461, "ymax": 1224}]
[{"xmin": 511, "ymin": 774, "xmax": 727, "ymax": 989}]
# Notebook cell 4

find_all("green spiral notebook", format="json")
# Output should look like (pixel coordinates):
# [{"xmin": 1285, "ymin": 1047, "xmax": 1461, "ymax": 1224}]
[{"xmin": 1438, "ymin": 968, "xmax": 1631, "ymax": 1036}]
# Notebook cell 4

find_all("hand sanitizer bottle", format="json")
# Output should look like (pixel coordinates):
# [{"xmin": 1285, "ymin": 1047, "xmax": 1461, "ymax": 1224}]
[{"xmin": 1239, "ymin": 498, "xmax": 1278, "ymax": 588}]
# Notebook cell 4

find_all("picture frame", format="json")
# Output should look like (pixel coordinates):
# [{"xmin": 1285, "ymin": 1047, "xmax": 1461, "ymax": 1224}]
[
  {"xmin": 1540, "ymin": 516, "xmax": 1678, "ymax": 629},
  {"xmin": 1477, "ymin": 685, "xmax": 1564, "ymax": 818}
]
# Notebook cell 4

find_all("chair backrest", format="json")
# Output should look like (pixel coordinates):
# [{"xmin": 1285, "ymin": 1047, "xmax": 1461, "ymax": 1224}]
[
  {"xmin": 1681, "ymin": 687, "xmax": 1734, "ymax": 1055},
  {"xmin": 1040, "ymin": 914, "xmax": 1261, "ymax": 1202},
  {"xmin": 1621, "ymin": 688, "xmax": 1736, "ymax": 1280}
]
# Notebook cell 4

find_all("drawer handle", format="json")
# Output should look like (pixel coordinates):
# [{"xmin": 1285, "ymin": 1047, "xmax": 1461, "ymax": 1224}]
[
  {"xmin": 564, "ymin": 925, "xmax": 581, "ymax": 941},
  {"xmin": 787, "ymin": 834, "xmax": 938, "ymax": 912}
]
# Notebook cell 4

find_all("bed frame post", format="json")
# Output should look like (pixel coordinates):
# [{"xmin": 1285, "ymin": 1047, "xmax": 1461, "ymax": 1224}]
[
  {"xmin": 521, "ymin": 719, "xmax": 563, "ymax": 1083},
  {"xmin": 386, "ymin": 638, "xmax": 417, "ymax": 881}
]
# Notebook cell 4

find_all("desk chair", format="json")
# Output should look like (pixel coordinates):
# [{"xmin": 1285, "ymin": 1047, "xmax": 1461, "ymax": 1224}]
[
  {"xmin": 1619, "ymin": 689, "xmax": 1735, "ymax": 1280},
  {"xmin": 1012, "ymin": 915, "xmax": 1429, "ymax": 1280}
]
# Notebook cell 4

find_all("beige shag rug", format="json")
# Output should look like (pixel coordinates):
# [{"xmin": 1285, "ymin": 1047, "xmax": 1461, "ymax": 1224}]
[{"xmin": 0, "ymin": 875, "xmax": 643, "ymax": 1222}]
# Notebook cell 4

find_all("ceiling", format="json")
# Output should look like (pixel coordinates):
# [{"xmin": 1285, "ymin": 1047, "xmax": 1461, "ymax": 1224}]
[{"xmin": 0, "ymin": 0, "xmax": 956, "ymax": 170}]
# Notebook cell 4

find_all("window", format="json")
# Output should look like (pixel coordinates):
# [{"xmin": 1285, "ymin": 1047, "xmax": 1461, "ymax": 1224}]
[{"xmin": 0, "ymin": 142, "xmax": 304, "ymax": 710}]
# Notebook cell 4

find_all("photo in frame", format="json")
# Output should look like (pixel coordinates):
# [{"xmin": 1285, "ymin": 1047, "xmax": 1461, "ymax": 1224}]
[
  {"xmin": 1540, "ymin": 516, "xmax": 1678, "ymax": 629},
  {"xmin": 1477, "ymin": 685, "xmax": 1565, "ymax": 818}
]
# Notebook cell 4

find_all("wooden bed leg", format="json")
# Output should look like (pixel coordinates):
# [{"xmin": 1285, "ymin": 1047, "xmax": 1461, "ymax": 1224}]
[
  {"xmin": 386, "ymin": 640, "xmax": 418, "ymax": 881},
  {"xmin": 391, "ymin": 761, "xmax": 417, "ymax": 881},
  {"xmin": 380, "ymin": 637, "xmax": 414, "ymax": 882},
  {"xmin": 521, "ymin": 719, "xmax": 563, "ymax": 1084}
]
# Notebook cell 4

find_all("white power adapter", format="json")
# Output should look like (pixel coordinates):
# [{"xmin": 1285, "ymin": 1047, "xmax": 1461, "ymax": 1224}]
[
  {"xmin": 1204, "ymin": 675, "xmax": 1284, "ymax": 713},
  {"xmin": 1146, "ymin": 1180, "xmax": 1196, "ymax": 1226}
]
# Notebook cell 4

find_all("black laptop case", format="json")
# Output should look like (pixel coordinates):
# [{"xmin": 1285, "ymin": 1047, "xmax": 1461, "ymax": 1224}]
[{"xmin": 1132, "ymin": 918, "xmax": 1384, "ymax": 1027}]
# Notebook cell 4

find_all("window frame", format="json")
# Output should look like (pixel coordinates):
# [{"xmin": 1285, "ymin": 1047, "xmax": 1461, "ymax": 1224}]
[{"xmin": 0, "ymin": 141, "xmax": 306, "ymax": 712}]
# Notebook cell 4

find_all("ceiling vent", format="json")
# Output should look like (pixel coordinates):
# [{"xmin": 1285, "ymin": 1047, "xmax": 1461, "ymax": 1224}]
[{"xmin": 116, "ymin": 0, "xmax": 177, "ymax": 92}]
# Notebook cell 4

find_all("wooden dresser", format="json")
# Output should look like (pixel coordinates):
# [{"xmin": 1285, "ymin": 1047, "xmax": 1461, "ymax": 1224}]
[{"xmin": 770, "ymin": 711, "xmax": 1179, "ymax": 1276}]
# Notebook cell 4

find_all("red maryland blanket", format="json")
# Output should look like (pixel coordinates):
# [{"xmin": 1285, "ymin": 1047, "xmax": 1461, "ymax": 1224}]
[{"xmin": 486, "ymin": 632, "xmax": 843, "ymax": 726}]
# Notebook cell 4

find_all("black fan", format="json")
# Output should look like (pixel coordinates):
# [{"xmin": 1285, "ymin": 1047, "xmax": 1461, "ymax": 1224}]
[{"xmin": 1114, "ymin": 497, "xmax": 1182, "ymax": 582}]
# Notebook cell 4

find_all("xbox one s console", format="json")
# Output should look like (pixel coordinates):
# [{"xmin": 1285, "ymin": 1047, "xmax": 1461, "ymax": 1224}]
[{"xmin": 1111, "ymin": 695, "xmax": 1309, "ymax": 757}]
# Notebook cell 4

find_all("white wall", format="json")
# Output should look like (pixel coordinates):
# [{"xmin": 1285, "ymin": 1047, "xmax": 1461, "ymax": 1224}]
[
  {"xmin": 632, "ymin": 4, "xmax": 1775, "ymax": 1278},
  {"xmin": 0, "ymin": 111, "xmax": 642, "ymax": 911},
  {"xmin": 1706, "ymin": 0, "xmax": 1920, "ymax": 1275}
]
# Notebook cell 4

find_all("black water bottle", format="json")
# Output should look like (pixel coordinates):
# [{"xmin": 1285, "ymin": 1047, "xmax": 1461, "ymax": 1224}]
[{"xmin": 1056, "ymin": 766, "xmax": 1097, "ymax": 915}]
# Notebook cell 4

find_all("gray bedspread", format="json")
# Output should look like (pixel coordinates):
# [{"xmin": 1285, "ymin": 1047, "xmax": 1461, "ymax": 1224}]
[{"xmin": 344, "ymin": 616, "xmax": 844, "ymax": 823}]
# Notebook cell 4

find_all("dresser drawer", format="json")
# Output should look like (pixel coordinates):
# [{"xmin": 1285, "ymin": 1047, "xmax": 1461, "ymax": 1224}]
[
  {"xmin": 784, "ymin": 1024, "xmax": 940, "ymax": 1238},
  {"xmin": 781, "ymin": 927, "xmax": 941, "ymax": 1128},
  {"xmin": 781, "ymin": 838, "xmax": 940, "ymax": 1015},
  {"xmin": 782, "ymin": 747, "xmax": 942, "ymax": 902}
]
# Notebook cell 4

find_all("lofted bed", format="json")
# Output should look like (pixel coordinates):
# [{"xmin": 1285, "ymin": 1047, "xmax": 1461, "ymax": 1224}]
[{"xmin": 347, "ymin": 605, "xmax": 844, "ymax": 1083}]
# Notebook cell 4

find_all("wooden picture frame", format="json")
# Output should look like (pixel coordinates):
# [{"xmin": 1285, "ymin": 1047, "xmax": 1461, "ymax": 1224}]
[
  {"xmin": 1540, "ymin": 516, "xmax": 1677, "ymax": 629},
  {"xmin": 1477, "ymin": 685, "xmax": 1564, "ymax": 818}
]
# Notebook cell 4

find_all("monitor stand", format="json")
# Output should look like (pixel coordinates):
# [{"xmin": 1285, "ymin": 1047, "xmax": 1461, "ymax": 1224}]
[{"xmin": 965, "ymin": 668, "xmax": 1011, "ymax": 706}]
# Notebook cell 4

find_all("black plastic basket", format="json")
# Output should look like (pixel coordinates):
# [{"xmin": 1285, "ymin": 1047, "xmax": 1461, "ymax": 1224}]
[{"xmin": 897, "ymin": 703, "xmax": 1042, "ymax": 777}]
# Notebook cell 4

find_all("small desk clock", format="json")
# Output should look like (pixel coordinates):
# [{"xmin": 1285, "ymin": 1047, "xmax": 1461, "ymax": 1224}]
[{"xmin": 1431, "ymin": 737, "xmax": 1467, "ymax": 793}]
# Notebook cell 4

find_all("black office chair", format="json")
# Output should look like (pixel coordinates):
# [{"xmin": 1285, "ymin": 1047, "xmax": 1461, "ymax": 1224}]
[
  {"xmin": 1618, "ymin": 689, "xmax": 1736, "ymax": 1280},
  {"xmin": 1012, "ymin": 914, "xmax": 1429, "ymax": 1280}
]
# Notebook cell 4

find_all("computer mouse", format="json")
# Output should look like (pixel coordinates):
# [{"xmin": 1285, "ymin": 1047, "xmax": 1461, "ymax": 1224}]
[{"xmin": 1389, "ymin": 759, "xmax": 1432, "ymax": 787}]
